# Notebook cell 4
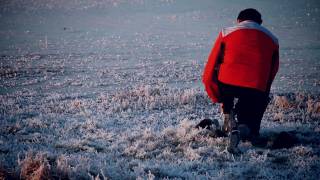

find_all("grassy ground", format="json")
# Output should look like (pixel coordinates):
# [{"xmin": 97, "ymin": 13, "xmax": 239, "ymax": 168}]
[{"xmin": 1, "ymin": 85, "xmax": 319, "ymax": 179}]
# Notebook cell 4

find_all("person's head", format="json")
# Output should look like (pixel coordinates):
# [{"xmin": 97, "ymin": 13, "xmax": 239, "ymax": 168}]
[{"xmin": 237, "ymin": 8, "xmax": 262, "ymax": 25}]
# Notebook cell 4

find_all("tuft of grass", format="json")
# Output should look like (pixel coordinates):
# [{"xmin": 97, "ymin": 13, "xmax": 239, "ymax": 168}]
[
  {"xmin": 267, "ymin": 93, "xmax": 320, "ymax": 122},
  {"xmin": 306, "ymin": 98, "xmax": 320, "ymax": 117},
  {"xmin": 273, "ymin": 95, "xmax": 292, "ymax": 109},
  {"xmin": 19, "ymin": 153, "xmax": 51, "ymax": 180}
]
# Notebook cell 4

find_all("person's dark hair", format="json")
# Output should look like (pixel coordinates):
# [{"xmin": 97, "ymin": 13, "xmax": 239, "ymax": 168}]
[{"xmin": 237, "ymin": 8, "xmax": 262, "ymax": 24}]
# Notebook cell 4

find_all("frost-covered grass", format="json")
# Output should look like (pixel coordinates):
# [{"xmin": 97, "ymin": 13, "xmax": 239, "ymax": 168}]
[
  {"xmin": 1, "ymin": 77, "xmax": 320, "ymax": 179},
  {"xmin": 1, "ymin": 0, "xmax": 320, "ymax": 179}
]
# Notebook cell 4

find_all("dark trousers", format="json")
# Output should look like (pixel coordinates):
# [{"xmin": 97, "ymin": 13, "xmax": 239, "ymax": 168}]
[{"xmin": 218, "ymin": 81, "xmax": 270, "ymax": 136}]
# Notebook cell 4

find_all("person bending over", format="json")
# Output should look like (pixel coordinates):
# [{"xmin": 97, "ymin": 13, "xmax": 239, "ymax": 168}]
[{"xmin": 202, "ymin": 8, "xmax": 279, "ymax": 153}]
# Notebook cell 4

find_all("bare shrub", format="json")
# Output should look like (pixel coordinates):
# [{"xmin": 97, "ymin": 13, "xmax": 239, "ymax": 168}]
[
  {"xmin": 19, "ymin": 153, "xmax": 51, "ymax": 180},
  {"xmin": 273, "ymin": 95, "xmax": 291, "ymax": 109},
  {"xmin": 54, "ymin": 155, "xmax": 70, "ymax": 180},
  {"xmin": 295, "ymin": 92, "xmax": 306, "ymax": 108},
  {"xmin": 307, "ymin": 98, "xmax": 320, "ymax": 117},
  {"xmin": 273, "ymin": 112, "xmax": 285, "ymax": 122}
]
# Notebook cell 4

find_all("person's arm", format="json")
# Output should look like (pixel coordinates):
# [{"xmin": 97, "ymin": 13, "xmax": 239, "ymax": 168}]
[{"xmin": 202, "ymin": 32, "xmax": 224, "ymax": 102}]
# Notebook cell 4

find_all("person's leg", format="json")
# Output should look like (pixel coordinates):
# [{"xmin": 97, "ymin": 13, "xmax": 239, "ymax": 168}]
[
  {"xmin": 248, "ymin": 93, "xmax": 270, "ymax": 136},
  {"xmin": 218, "ymin": 82, "xmax": 242, "ymax": 154},
  {"xmin": 235, "ymin": 88, "xmax": 269, "ymax": 137},
  {"xmin": 218, "ymin": 82, "xmax": 234, "ymax": 114},
  {"xmin": 221, "ymin": 97, "xmax": 234, "ymax": 114},
  {"xmin": 217, "ymin": 82, "xmax": 236, "ymax": 133},
  {"xmin": 235, "ymin": 98, "xmax": 250, "ymax": 125}
]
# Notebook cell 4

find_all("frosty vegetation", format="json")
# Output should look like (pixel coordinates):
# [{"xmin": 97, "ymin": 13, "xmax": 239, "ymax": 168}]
[
  {"xmin": 1, "ymin": 0, "xmax": 320, "ymax": 179},
  {"xmin": 1, "ymin": 77, "xmax": 319, "ymax": 179}
]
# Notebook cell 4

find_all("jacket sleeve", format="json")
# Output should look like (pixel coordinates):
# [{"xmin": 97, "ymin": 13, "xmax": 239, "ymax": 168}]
[
  {"xmin": 202, "ymin": 32, "xmax": 223, "ymax": 103},
  {"xmin": 266, "ymin": 47, "xmax": 279, "ymax": 93}
]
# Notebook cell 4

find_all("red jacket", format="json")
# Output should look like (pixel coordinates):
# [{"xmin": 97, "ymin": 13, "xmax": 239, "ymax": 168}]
[{"xmin": 202, "ymin": 20, "xmax": 279, "ymax": 102}]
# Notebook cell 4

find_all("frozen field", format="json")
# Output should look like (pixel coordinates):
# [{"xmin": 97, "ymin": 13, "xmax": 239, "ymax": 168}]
[{"xmin": 1, "ymin": 0, "xmax": 320, "ymax": 179}]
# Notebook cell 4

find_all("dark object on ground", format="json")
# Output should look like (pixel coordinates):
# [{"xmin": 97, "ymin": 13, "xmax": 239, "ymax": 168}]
[
  {"xmin": 195, "ymin": 119, "xmax": 219, "ymax": 129},
  {"xmin": 214, "ymin": 129, "xmax": 227, "ymax": 138},
  {"xmin": 271, "ymin": 131, "xmax": 297, "ymax": 149},
  {"xmin": 250, "ymin": 136, "xmax": 269, "ymax": 148},
  {"xmin": 248, "ymin": 131, "xmax": 298, "ymax": 149},
  {"xmin": 195, "ymin": 119, "xmax": 227, "ymax": 138}
]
